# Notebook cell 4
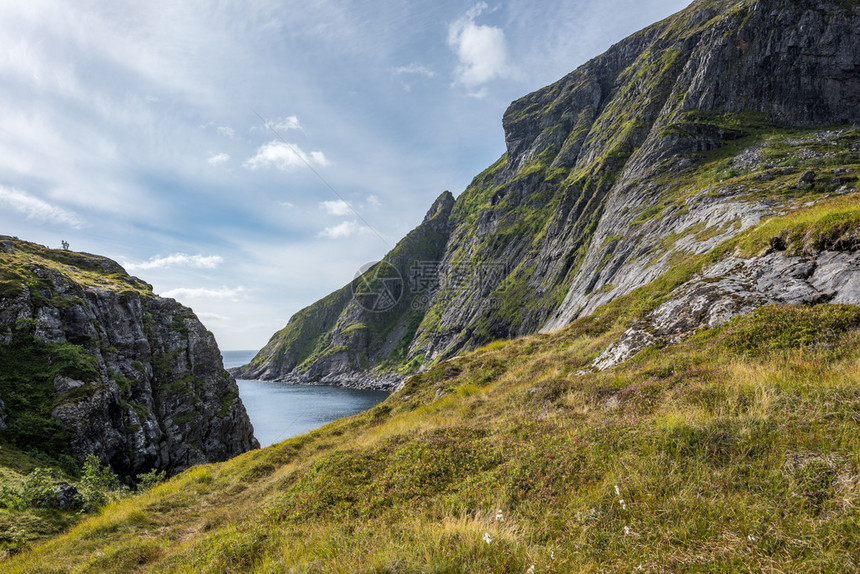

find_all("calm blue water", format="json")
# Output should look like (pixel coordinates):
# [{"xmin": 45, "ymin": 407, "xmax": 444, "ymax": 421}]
[{"xmin": 222, "ymin": 350, "xmax": 390, "ymax": 448}]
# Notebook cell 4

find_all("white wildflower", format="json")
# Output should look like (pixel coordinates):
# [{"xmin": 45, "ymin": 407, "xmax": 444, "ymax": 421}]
[
  {"xmin": 614, "ymin": 485, "xmax": 627, "ymax": 509},
  {"xmin": 623, "ymin": 526, "xmax": 631, "ymax": 536},
  {"xmin": 747, "ymin": 534, "xmax": 757, "ymax": 542},
  {"xmin": 496, "ymin": 509, "xmax": 504, "ymax": 522},
  {"xmin": 483, "ymin": 532, "xmax": 492, "ymax": 544},
  {"xmin": 551, "ymin": 550, "xmax": 555, "ymax": 560},
  {"xmin": 527, "ymin": 566, "xmax": 535, "ymax": 574}
]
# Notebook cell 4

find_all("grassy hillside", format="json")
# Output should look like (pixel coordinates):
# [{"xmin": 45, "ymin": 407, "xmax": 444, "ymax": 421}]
[
  {"xmin": 0, "ymin": 238, "xmax": 152, "ymax": 298},
  {"xmin": 4, "ymin": 194, "xmax": 860, "ymax": 572}
]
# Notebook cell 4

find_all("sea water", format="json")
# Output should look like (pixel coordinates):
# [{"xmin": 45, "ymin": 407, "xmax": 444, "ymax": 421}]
[{"xmin": 222, "ymin": 350, "xmax": 390, "ymax": 448}]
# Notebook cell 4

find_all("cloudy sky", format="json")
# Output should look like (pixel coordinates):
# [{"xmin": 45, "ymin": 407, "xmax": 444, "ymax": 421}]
[{"xmin": 0, "ymin": 0, "xmax": 690, "ymax": 351}]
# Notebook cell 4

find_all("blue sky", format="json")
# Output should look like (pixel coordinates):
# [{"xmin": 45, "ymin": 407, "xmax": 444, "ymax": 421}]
[{"xmin": 0, "ymin": 0, "xmax": 691, "ymax": 350}]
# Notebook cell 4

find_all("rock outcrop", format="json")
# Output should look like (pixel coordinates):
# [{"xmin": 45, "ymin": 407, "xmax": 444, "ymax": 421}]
[
  {"xmin": 595, "ymin": 244, "xmax": 860, "ymax": 370},
  {"xmin": 0, "ymin": 237, "xmax": 258, "ymax": 477},
  {"xmin": 240, "ymin": 0, "xmax": 859, "ymax": 387}
]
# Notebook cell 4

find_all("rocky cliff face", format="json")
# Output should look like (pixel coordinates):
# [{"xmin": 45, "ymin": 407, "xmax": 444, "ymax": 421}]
[
  {"xmin": 241, "ymin": 0, "xmax": 859, "ymax": 387},
  {"xmin": 232, "ymin": 192, "xmax": 455, "ymax": 389},
  {"xmin": 0, "ymin": 237, "xmax": 258, "ymax": 477}
]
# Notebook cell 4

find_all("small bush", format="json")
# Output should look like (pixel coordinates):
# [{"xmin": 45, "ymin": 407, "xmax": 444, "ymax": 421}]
[
  {"xmin": 135, "ymin": 468, "xmax": 167, "ymax": 491},
  {"xmin": 79, "ymin": 455, "xmax": 127, "ymax": 511},
  {"xmin": 0, "ymin": 467, "xmax": 63, "ymax": 510}
]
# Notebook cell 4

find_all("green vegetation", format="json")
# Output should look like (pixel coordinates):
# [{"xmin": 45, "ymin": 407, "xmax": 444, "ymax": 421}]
[
  {"xmin": 3, "ymin": 185, "xmax": 859, "ymax": 571},
  {"xmin": 0, "ymin": 237, "xmax": 151, "ymax": 300},
  {"xmin": 5, "ymin": 299, "xmax": 859, "ymax": 571},
  {"xmin": 0, "ymin": 321, "xmax": 99, "ymax": 457},
  {"xmin": 239, "ymin": 0, "xmax": 858, "ymax": 381},
  {"xmin": 3, "ymin": 2, "xmax": 860, "ymax": 568},
  {"xmin": 170, "ymin": 315, "xmax": 190, "ymax": 338},
  {"xmin": 245, "ymin": 191, "xmax": 455, "ymax": 378},
  {"xmin": 631, "ymin": 204, "xmax": 666, "ymax": 225},
  {"xmin": 0, "ymin": 453, "xmax": 166, "ymax": 555},
  {"xmin": 728, "ymin": 192, "xmax": 860, "ymax": 256},
  {"xmin": 247, "ymin": 118, "xmax": 857, "ymax": 380},
  {"xmin": 695, "ymin": 304, "xmax": 860, "ymax": 356},
  {"xmin": 247, "ymin": 286, "xmax": 351, "ymax": 374}
]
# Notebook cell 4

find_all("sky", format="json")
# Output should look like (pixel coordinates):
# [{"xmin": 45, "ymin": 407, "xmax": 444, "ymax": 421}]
[{"xmin": 0, "ymin": 0, "xmax": 691, "ymax": 351}]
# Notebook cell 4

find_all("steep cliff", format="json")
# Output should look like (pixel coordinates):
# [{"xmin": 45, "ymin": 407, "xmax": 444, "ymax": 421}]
[
  {"xmin": 232, "ymin": 191, "xmax": 455, "ymax": 389},
  {"xmin": 0, "ymin": 237, "xmax": 258, "ymax": 477},
  {"xmin": 241, "ymin": 0, "xmax": 859, "ymax": 387}
]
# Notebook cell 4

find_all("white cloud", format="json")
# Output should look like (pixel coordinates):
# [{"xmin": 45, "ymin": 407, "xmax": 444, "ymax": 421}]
[
  {"xmin": 216, "ymin": 126, "xmax": 235, "ymax": 138},
  {"xmin": 207, "ymin": 152, "xmax": 230, "ymax": 166},
  {"xmin": 448, "ymin": 3, "xmax": 512, "ymax": 93},
  {"xmin": 366, "ymin": 195, "xmax": 382, "ymax": 207},
  {"xmin": 320, "ymin": 200, "xmax": 352, "ymax": 216},
  {"xmin": 316, "ymin": 220, "xmax": 366, "ymax": 239},
  {"xmin": 162, "ymin": 285, "xmax": 246, "ymax": 300},
  {"xmin": 392, "ymin": 63, "xmax": 437, "ymax": 92},
  {"xmin": 392, "ymin": 63, "xmax": 436, "ymax": 78},
  {"xmin": 0, "ymin": 185, "xmax": 84, "ymax": 228},
  {"xmin": 244, "ymin": 141, "xmax": 330, "ymax": 171},
  {"xmin": 124, "ymin": 253, "xmax": 223, "ymax": 272},
  {"xmin": 269, "ymin": 115, "xmax": 303, "ymax": 132},
  {"xmin": 309, "ymin": 151, "xmax": 328, "ymax": 165}
]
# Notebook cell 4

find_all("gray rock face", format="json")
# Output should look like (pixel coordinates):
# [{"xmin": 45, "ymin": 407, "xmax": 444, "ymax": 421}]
[
  {"xmin": 242, "ymin": 0, "xmax": 860, "ymax": 387},
  {"xmin": 594, "ymin": 248, "xmax": 860, "ymax": 370},
  {"xmin": 434, "ymin": 0, "xmax": 858, "ymax": 355},
  {"xmin": 0, "ymin": 390, "xmax": 6, "ymax": 429},
  {"xmin": 0, "ymin": 237, "xmax": 258, "ymax": 477},
  {"xmin": 234, "ymin": 191, "xmax": 456, "ymax": 390},
  {"xmin": 536, "ymin": 0, "xmax": 860, "ymax": 328},
  {"xmin": 419, "ymin": 0, "xmax": 858, "ymax": 360}
]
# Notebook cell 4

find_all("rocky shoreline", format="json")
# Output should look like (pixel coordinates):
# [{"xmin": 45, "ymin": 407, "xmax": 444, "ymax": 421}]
[{"xmin": 228, "ymin": 366, "xmax": 403, "ymax": 392}]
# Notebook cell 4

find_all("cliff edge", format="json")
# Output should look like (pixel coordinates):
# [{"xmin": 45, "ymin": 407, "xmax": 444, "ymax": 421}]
[{"xmin": 0, "ymin": 237, "xmax": 258, "ymax": 477}]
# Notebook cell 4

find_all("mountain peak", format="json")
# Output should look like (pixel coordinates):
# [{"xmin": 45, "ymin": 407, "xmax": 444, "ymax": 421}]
[
  {"xmin": 422, "ymin": 190, "xmax": 456, "ymax": 225},
  {"xmin": 239, "ymin": 0, "xmax": 859, "ymax": 388}
]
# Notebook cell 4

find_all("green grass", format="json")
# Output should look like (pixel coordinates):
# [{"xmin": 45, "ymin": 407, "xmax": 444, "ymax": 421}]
[
  {"xmin": 2, "ymin": 6, "xmax": 860, "ymax": 567},
  {"xmin": 0, "ymin": 450, "xmax": 154, "ymax": 556},
  {"xmin": 728, "ymin": 192, "xmax": 860, "ymax": 256},
  {"xmin": 252, "ymin": 119, "xmax": 857, "ymax": 380},
  {"xmin": 4, "ymin": 298, "xmax": 859, "ymax": 572},
  {"xmin": 4, "ymin": 184, "xmax": 860, "ymax": 571},
  {"xmin": 0, "ymin": 237, "xmax": 151, "ymax": 298},
  {"xmin": 239, "ymin": 7, "xmax": 860, "ymax": 379}
]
